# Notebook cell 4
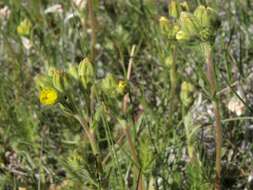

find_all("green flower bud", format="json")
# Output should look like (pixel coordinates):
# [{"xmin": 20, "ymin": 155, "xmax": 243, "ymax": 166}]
[
  {"xmin": 159, "ymin": 16, "xmax": 170, "ymax": 33},
  {"xmin": 52, "ymin": 69, "xmax": 64, "ymax": 92},
  {"xmin": 34, "ymin": 74, "xmax": 52, "ymax": 89},
  {"xmin": 165, "ymin": 54, "xmax": 174, "ymax": 66},
  {"xmin": 176, "ymin": 30, "xmax": 190, "ymax": 41},
  {"xmin": 181, "ymin": 81, "xmax": 194, "ymax": 92},
  {"xmin": 51, "ymin": 69, "xmax": 76, "ymax": 92},
  {"xmin": 169, "ymin": 0, "xmax": 180, "ymax": 18},
  {"xmin": 47, "ymin": 66, "xmax": 56, "ymax": 77},
  {"xmin": 194, "ymin": 5, "xmax": 208, "ymax": 28},
  {"xmin": 17, "ymin": 19, "xmax": 32, "ymax": 36},
  {"xmin": 67, "ymin": 64, "xmax": 79, "ymax": 80},
  {"xmin": 159, "ymin": 16, "xmax": 180, "ymax": 39},
  {"xmin": 180, "ymin": 1, "xmax": 190, "ymax": 12},
  {"xmin": 179, "ymin": 12, "xmax": 198, "ymax": 36},
  {"xmin": 168, "ymin": 23, "xmax": 181, "ymax": 40},
  {"xmin": 100, "ymin": 74, "xmax": 117, "ymax": 97},
  {"xmin": 194, "ymin": 6, "xmax": 220, "ymax": 30},
  {"xmin": 172, "ymin": 24, "xmax": 180, "ymax": 36},
  {"xmin": 78, "ymin": 58, "xmax": 95, "ymax": 89},
  {"xmin": 62, "ymin": 72, "xmax": 72, "ymax": 91},
  {"xmin": 180, "ymin": 81, "xmax": 194, "ymax": 107},
  {"xmin": 199, "ymin": 28, "xmax": 212, "ymax": 41}
]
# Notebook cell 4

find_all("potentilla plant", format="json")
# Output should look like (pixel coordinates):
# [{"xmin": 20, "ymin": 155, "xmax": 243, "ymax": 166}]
[
  {"xmin": 35, "ymin": 58, "xmax": 127, "ymax": 189},
  {"xmin": 159, "ymin": 0, "xmax": 189, "ymax": 125},
  {"xmin": 160, "ymin": 1, "xmax": 221, "ymax": 189},
  {"xmin": 174, "ymin": 4, "xmax": 222, "ymax": 190}
]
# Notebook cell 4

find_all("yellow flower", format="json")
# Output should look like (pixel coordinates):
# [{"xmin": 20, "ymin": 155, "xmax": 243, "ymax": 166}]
[
  {"xmin": 17, "ymin": 19, "xmax": 32, "ymax": 36},
  {"xmin": 117, "ymin": 80, "xmax": 127, "ymax": 94},
  {"xmin": 159, "ymin": 16, "xmax": 168, "ymax": 26},
  {"xmin": 39, "ymin": 88, "xmax": 58, "ymax": 105}
]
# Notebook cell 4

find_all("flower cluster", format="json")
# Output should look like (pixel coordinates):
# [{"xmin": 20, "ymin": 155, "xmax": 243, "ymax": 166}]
[
  {"xmin": 35, "ymin": 58, "xmax": 94, "ymax": 106},
  {"xmin": 159, "ymin": 1, "xmax": 220, "ymax": 43},
  {"xmin": 35, "ymin": 58, "xmax": 127, "ymax": 107}
]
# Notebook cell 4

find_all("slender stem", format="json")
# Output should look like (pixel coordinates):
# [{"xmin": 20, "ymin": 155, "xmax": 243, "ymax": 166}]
[
  {"xmin": 182, "ymin": 106, "xmax": 195, "ymax": 162},
  {"xmin": 74, "ymin": 115, "xmax": 105, "ymax": 189},
  {"xmin": 205, "ymin": 44, "xmax": 222, "ymax": 190},
  {"xmin": 123, "ymin": 45, "xmax": 144, "ymax": 190},
  {"xmin": 87, "ymin": 0, "xmax": 97, "ymax": 62},
  {"xmin": 170, "ymin": 46, "xmax": 177, "ymax": 97},
  {"xmin": 169, "ymin": 45, "xmax": 178, "ymax": 126}
]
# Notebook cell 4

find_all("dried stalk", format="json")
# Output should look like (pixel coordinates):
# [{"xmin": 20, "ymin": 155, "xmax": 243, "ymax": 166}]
[{"xmin": 87, "ymin": 0, "xmax": 97, "ymax": 62}]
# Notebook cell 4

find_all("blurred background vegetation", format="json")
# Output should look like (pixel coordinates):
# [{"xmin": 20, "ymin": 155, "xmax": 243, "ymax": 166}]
[{"xmin": 0, "ymin": 0, "xmax": 253, "ymax": 189}]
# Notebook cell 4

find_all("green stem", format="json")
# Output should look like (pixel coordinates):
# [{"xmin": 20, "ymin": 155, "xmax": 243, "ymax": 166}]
[
  {"xmin": 169, "ymin": 45, "xmax": 178, "ymax": 125},
  {"xmin": 205, "ymin": 44, "xmax": 222, "ymax": 190},
  {"xmin": 74, "ymin": 115, "xmax": 105, "ymax": 189},
  {"xmin": 124, "ymin": 126, "xmax": 144, "ymax": 190},
  {"xmin": 123, "ymin": 45, "xmax": 144, "ymax": 190},
  {"xmin": 182, "ymin": 106, "xmax": 194, "ymax": 161}
]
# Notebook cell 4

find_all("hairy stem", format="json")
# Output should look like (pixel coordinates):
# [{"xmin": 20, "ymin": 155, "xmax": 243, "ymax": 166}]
[
  {"xmin": 169, "ymin": 45, "xmax": 178, "ymax": 126},
  {"xmin": 205, "ymin": 44, "xmax": 222, "ymax": 190},
  {"xmin": 74, "ymin": 115, "xmax": 106, "ymax": 189}
]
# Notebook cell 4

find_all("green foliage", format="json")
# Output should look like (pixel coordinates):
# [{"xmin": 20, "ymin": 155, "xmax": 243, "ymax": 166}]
[{"xmin": 0, "ymin": 0, "xmax": 252, "ymax": 189}]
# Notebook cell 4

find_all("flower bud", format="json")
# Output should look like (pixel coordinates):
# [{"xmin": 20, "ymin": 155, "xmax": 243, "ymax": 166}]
[
  {"xmin": 62, "ymin": 72, "xmax": 72, "ymax": 91},
  {"xmin": 100, "ymin": 74, "xmax": 117, "ymax": 97},
  {"xmin": 34, "ymin": 74, "xmax": 52, "ymax": 89},
  {"xmin": 194, "ymin": 5, "xmax": 209, "ymax": 28},
  {"xmin": 179, "ymin": 12, "xmax": 198, "ymax": 36},
  {"xmin": 180, "ymin": 1, "xmax": 190, "ymax": 12},
  {"xmin": 17, "ymin": 19, "xmax": 32, "ymax": 36},
  {"xmin": 159, "ymin": 16, "xmax": 170, "ymax": 33},
  {"xmin": 169, "ymin": 0, "xmax": 180, "ymax": 18},
  {"xmin": 176, "ymin": 30, "xmax": 190, "ymax": 41},
  {"xmin": 199, "ymin": 28, "xmax": 212, "ymax": 41},
  {"xmin": 166, "ymin": 23, "xmax": 181, "ymax": 39},
  {"xmin": 180, "ymin": 81, "xmax": 194, "ymax": 107},
  {"xmin": 117, "ymin": 80, "xmax": 127, "ymax": 95},
  {"xmin": 194, "ymin": 6, "xmax": 219, "ymax": 31},
  {"xmin": 78, "ymin": 58, "xmax": 95, "ymax": 89},
  {"xmin": 67, "ymin": 64, "xmax": 79, "ymax": 80},
  {"xmin": 165, "ymin": 54, "xmax": 174, "ymax": 66},
  {"xmin": 52, "ymin": 69, "xmax": 64, "ymax": 92},
  {"xmin": 172, "ymin": 24, "xmax": 180, "ymax": 36},
  {"xmin": 47, "ymin": 66, "xmax": 56, "ymax": 77}
]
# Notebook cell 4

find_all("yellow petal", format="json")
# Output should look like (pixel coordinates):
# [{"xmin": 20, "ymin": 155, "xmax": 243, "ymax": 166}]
[{"xmin": 39, "ymin": 88, "xmax": 58, "ymax": 105}]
